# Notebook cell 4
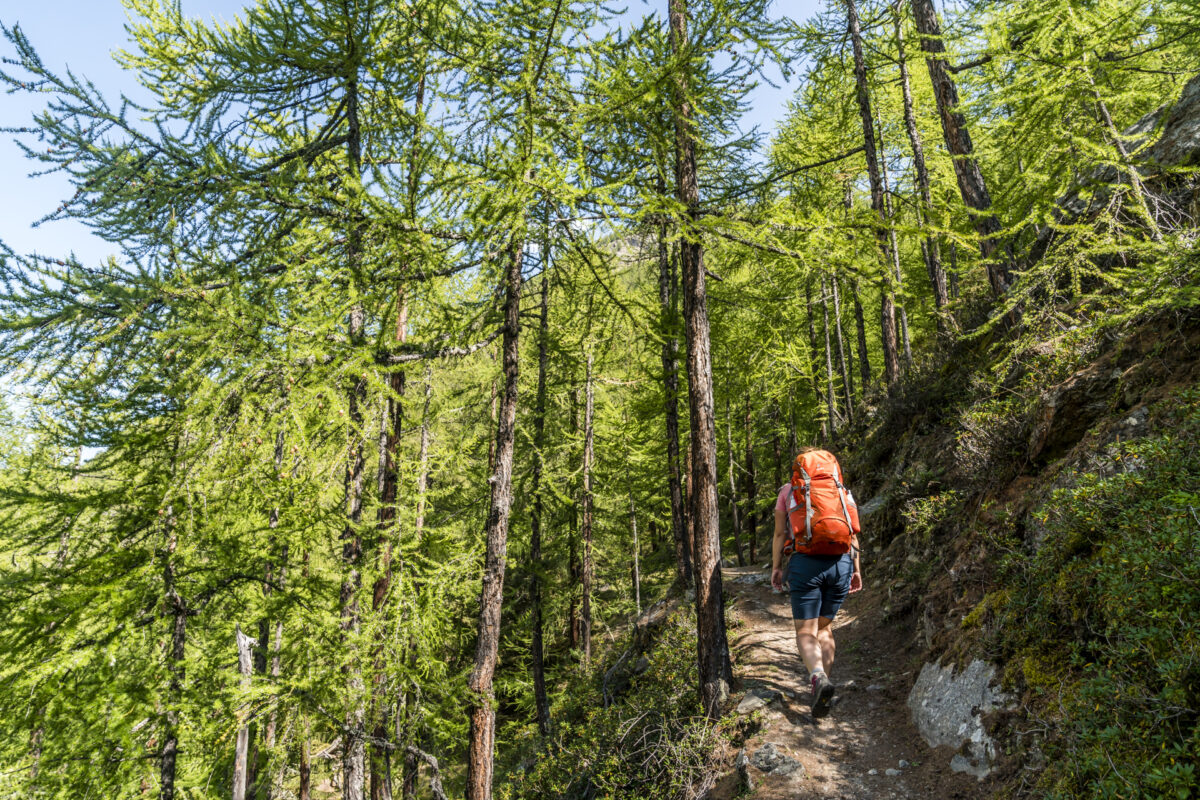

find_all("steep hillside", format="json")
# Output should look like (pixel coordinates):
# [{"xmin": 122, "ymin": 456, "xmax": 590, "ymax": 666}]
[{"xmin": 837, "ymin": 307, "xmax": 1200, "ymax": 797}]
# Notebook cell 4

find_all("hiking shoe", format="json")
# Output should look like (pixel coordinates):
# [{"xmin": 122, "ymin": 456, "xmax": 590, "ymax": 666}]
[{"xmin": 810, "ymin": 672, "xmax": 835, "ymax": 718}]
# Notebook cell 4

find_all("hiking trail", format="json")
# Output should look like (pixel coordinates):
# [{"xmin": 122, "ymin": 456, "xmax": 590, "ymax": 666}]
[{"xmin": 710, "ymin": 565, "xmax": 989, "ymax": 800}]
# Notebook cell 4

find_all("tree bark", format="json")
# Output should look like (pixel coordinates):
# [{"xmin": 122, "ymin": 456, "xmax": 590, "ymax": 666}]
[
  {"xmin": 909, "ymin": 0, "xmax": 1011, "ymax": 295},
  {"xmin": 831, "ymin": 273, "xmax": 854, "ymax": 420},
  {"xmin": 724, "ymin": 399, "xmax": 744, "ymax": 566},
  {"xmin": 772, "ymin": 430, "xmax": 783, "ymax": 491},
  {"xmin": 877, "ymin": 121, "xmax": 913, "ymax": 368},
  {"xmin": 464, "ymin": 237, "xmax": 523, "ymax": 800},
  {"xmin": 820, "ymin": 276, "xmax": 839, "ymax": 435},
  {"xmin": 160, "ymin": 507, "xmax": 185, "ymax": 800},
  {"xmin": 401, "ymin": 367, "xmax": 432, "ymax": 800},
  {"xmin": 299, "ymin": 715, "xmax": 311, "ymax": 800},
  {"xmin": 371, "ymin": 287, "xmax": 407, "ymax": 800},
  {"xmin": 341, "ymin": 73, "xmax": 368, "ymax": 800},
  {"xmin": 804, "ymin": 278, "xmax": 824, "ymax": 406},
  {"xmin": 894, "ymin": 1, "xmax": 951, "ymax": 327},
  {"xmin": 845, "ymin": 0, "xmax": 901, "ymax": 389},
  {"xmin": 580, "ymin": 352, "xmax": 595, "ymax": 666},
  {"xmin": 742, "ymin": 397, "xmax": 757, "ymax": 563},
  {"xmin": 260, "ymin": 430, "xmax": 287, "ymax": 800},
  {"xmin": 670, "ymin": 0, "xmax": 732, "ymax": 717},
  {"xmin": 415, "ymin": 368, "xmax": 432, "ymax": 538},
  {"xmin": 949, "ymin": 241, "xmax": 960, "ymax": 300},
  {"xmin": 529, "ymin": 272, "xmax": 551, "ymax": 737},
  {"xmin": 233, "ymin": 626, "xmax": 256, "ymax": 800},
  {"xmin": 845, "ymin": 185, "xmax": 873, "ymax": 392},
  {"xmin": 568, "ymin": 389, "xmax": 580, "ymax": 651},
  {"xmin": 657, "ymin": 201, "xmax": 691, "ymax": 589},
  {"xmin": 624, "ymin": 437, "xmax": 641, "ymax": 616}
]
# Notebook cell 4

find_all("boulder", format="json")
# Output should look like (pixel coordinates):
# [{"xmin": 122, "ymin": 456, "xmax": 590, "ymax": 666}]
[{"xmin": 907, "ymin": 659, "xmax": 1012, "ymax": 780}]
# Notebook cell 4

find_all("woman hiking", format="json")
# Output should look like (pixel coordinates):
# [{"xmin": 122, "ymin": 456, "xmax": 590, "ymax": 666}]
[{"xmin": 770, "ymin": 447, "xmax": 863, "ymax": 718}]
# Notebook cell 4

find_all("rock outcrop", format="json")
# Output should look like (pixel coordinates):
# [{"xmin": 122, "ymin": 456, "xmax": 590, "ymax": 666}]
[{"xmin": 907, "ymin": 659, "xmax": 1012, "ymax": 780}]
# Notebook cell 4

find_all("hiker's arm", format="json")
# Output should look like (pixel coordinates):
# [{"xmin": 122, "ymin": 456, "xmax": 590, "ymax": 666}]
[
  {"xmin": 771, "ymin": 506, "xmax": 786, "ymax": 590},
  {"xmin": 849, "ymin": 532, "xmax": 863, "ymax": 593}
]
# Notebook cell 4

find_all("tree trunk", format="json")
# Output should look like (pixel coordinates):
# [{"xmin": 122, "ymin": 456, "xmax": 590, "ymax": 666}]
[
  {"xmin": 845, "ymin": 0, "xmax": 901, "ymax": 389},
  {"xmin": 657, "ymin": 201, "xmax": 691, "ymax": 589},
  {"xmin": 845, "ymin": 185, "xmax": 873, "ymax": 392},
  {"xmin": 415, "ymin": 368, "xmax": 432, "ymax": 537},
  {"xmin": 894, "ymin": 1, "xmax": 951, "ymax": 327},
  {"xmin": 403, "ymin": 367, "xmax": 432, "ymax": 800},
  {"xmin": 580, "ymin": 352, "xmax": 595, "ymax": 666},
  {"xmin": 724, "ymin": 399, "xmax": 744, "ymax": 566},
  {"xmin": 299, "ymin": 715, "xmax": 312, "ymax": 800},
  {"xmin": 877, "ymin": 121, "xmax": 913, "ymax": 368},
  {"xmin": 465, "ymin": 237, "xmax": 523, "ymax": 800},
  {"xmin": 831, "ymin": 273, "xmax": 854, "ymax": 420},
  {"xmin": 804, "ymin": 277, "xmax": 823, "ymax": 405},
  {"xmin": 371, "ymin": 287, "xmax": 407, "ymax": 800},
  {"xmin": 949, "ymin": 241, "xmax": 960, "ymax": 300},
  {"xmin": 261, "ymin": 430, "xmax": 287, "ymax": 800},
  {"xmin": 568, "ymin": 389, "xmax": 580, "ymax": 652},
  {"xmin": 670, "ymin": 0, "xmax": 731, "ymax": 717},
  {"xmin": 233, "ymin": 626, "xmax": 256, "ymax": 800},
  {"xmin": 820, "ymin": 276, "xmax": 839, "ymax": 435},
  {"xmin": 627, "ymin": 468, "xmax": 641, "ymax": 615},
  {"xmin": 742, "ymin": 397, "xmax": 758, "ymax": 563},
  {"xmin": 160, "ymin": 508, "xmax": 185, "ymax": 800},
  {"xmin": 529, "ymin": 272, "xmax": 551, "ymax": 736},
  {"xmin": 909, "ymin": 0, "xmax": 1011, "ymax": 295},
  {"xmin": 772, "ymin": 431, "xmax": 783, "ymax": 490},
  {"xmin": 341, "ymin": 74, "xmax": 368, "ymax": 800}
]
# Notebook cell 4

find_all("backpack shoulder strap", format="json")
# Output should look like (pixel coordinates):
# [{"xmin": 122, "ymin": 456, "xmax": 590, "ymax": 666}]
[{"xmin": 798, "ymin": 464, "xmax": 814, "ymax": 545}]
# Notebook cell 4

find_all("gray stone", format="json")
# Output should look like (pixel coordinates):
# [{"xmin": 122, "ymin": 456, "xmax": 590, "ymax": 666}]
[
  {"xmin": 907, "ymin": 659, "xmax": 1013, "ymax": 780},
  {"xmin": 885, "ymin": 768, "xmax": 901, "ymax": 777},
  {"xmin": 867, "ymin": 684, "xmax": 886, "ymax": 692},
  {"xmin": 856, "ymin": 494, "xmax": 888, "ymax": 521},
  {"xmin": 736, "ymin": 686, "xmax": 779, "ymax": 715},
  {"xmin": 749, "ymin": 743, "xmax": 802, "ymax": 776},
  {"xmin": 898, "ymin": 760, "xmax": 910, "ymax": 768},
  {"xmin": 867, "ymin": 769, "xmax": 879, "ymax": 776},
  {"xmin": 774, "ymin": 758, "xmax": 803, "ymax": 777},
  {"xmin": 951, "ymin": 753, "xmax": 991, "ymax": 780}
]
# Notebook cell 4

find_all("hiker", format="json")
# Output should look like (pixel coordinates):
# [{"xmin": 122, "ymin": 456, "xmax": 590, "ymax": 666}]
[{"xmin": 770, "ymin": 447, "xmax": 862, "ymax": 718}]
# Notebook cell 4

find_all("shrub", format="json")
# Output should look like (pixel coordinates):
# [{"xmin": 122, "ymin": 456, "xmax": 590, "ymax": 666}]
[{"xmin": 497, "ymin": 605, "xmax": 736, "ymax": 800}]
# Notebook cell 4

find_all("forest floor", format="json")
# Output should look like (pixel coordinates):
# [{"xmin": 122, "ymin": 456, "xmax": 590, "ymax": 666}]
[{"xmin": 709, "ymin": 565, "xmax": 989, "ymax": 800}]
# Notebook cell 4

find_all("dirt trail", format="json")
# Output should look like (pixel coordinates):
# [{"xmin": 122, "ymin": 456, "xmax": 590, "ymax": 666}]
[{"xmin": 711, "ymin": 565, "xmax": 988, "ymax": 800}]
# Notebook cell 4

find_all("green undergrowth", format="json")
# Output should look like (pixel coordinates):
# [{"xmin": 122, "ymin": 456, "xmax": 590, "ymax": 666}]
[
  {"xmin": 497, "ymin": 602, "xmax": 739, "ymax": 800},
  {"xmin": 989, "ymin": 387, "xmax": 1200, "ymax": 799}
]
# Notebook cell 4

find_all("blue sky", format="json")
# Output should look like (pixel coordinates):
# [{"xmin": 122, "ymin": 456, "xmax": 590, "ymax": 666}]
[{"xmin": 0, "ymin": 0, "xmax": 819, "ymax": 268}]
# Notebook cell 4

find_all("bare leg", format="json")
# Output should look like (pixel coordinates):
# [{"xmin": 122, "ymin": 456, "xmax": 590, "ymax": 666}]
[
  {"xmin": 817, "ymin": 617, "xmax": 836, "ymax": 674},
  {"xmin": 793, "ymin": 618, "xmax": 823, "ymax": 675}
]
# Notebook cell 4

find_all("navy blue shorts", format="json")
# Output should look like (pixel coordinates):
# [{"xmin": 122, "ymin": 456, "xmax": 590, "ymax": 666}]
[{"xmin": 788, "ymin": 552, "xmax": 853, "ymax": 620}]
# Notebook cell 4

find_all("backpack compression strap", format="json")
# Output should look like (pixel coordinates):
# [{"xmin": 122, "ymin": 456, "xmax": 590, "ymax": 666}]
[{"xmin": 797, "ymin": 467, "xmax": 814, "ymax": 545}]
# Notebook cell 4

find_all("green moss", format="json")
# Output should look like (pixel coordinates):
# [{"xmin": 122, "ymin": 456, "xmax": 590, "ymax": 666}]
[{"xmin": 961, "ymin": 589, "xmax": 1011, "ymax": 629}]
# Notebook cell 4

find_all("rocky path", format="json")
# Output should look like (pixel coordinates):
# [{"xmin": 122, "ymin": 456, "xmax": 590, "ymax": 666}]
[{"xmin": 710, "ymin": 566, "xmax": 989, "ymax": 800}]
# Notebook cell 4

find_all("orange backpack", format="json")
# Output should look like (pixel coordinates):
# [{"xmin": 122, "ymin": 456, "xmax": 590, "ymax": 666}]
[{"xmin": 784, "ymin": 450, "xmax": 861, "ymax": 556}]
